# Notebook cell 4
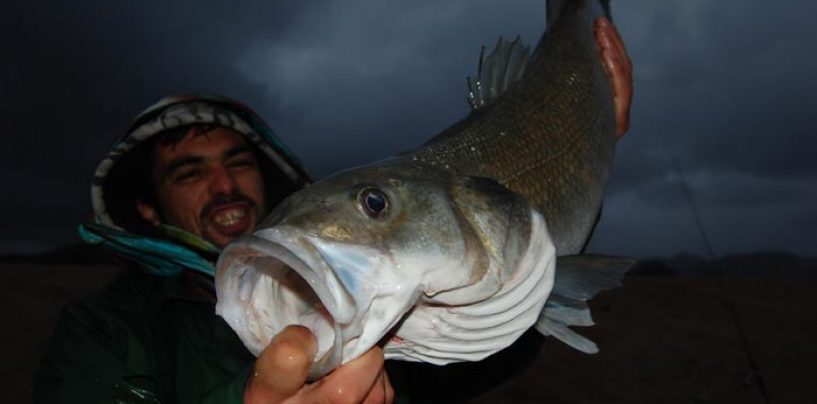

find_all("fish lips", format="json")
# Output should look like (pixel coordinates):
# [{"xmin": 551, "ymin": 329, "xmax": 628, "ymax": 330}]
[{"xmin": 215, "ymin": 226, "xmax": 418, "ymax": 380}]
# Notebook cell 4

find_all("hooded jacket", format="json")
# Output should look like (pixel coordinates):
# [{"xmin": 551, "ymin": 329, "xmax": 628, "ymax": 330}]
[
  {"xmin": 35, "ymin": 95, "xmax": 311, "ymax": 403},
  {"xmin": 80, "ymin": 94, "xmax": 311, "ymax": 277}
]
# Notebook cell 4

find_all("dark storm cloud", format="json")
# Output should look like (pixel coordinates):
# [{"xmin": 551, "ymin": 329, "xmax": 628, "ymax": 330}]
[
  {"xmin": 610, "ymin": 0, "xmax": 817, "ymax": 184},
  {"xmin": 1, "ymin": 0, "xmax": 814, "ymax": 258},
  {"xmin": 2, "ymin": 0, "xmax": 312, "ymax": 142},
  {"xmin": 588, "ymin": 182, "xmax": 817, "ymax": 258},
  {"xmin": 582, "ymin": 0, "xmax": 817, "ymax": 257},
  {"xmin": 235, "ymin": 0, "xmax": 546, "ymax": 177},
  {"xmin": 1, "ymin": 0, "xmax": 312, "ymax": 250}
]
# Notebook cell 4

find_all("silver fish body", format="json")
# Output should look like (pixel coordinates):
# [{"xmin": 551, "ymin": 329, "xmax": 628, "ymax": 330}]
[
  {"xmin": 413, "ymin": 0, "xmax": 615, "ymax": 255},
  {"xmin": 216, "ymin": 0, "xmax": 628, "ymax": 380},
  {"xmin": 217, "ymin": 164, "xmax": 557, "ymax": 378}
]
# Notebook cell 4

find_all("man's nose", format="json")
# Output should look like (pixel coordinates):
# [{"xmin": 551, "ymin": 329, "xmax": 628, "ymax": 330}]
[{"xmin": 209, "ymin": 165, "xmax": 238, "ymax": 195}]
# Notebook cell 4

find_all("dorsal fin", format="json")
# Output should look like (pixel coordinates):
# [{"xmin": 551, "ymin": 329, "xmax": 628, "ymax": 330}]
[{"xmin": 467, "ymin": 35, "xmax": 531, "ymax": 110}]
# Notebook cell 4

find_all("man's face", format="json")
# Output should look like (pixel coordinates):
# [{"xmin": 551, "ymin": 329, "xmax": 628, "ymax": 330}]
[{"xmin": 136, "ymin": 127, "xmax": 266, "ymax": 248}]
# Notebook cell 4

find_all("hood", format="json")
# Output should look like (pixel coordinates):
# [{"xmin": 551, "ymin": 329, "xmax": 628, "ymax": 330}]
[{"xmin": 80, "ymin": 94, "xmax": 311, "ymax": 277}]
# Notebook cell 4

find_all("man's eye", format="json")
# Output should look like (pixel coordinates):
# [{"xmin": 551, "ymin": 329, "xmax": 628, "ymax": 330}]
[
  {"xmin": 174, "ymin": 169, "xmax": 202, "ymax": 183},
  {"xmin": 228, "ymin": 158, "xmax": 257, "ymax": 170}
]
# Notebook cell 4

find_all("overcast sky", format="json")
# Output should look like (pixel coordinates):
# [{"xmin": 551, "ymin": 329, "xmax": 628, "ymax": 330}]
[{"xmin": 2, "ymin": 0, "xmax": 815, "ymax": 259}]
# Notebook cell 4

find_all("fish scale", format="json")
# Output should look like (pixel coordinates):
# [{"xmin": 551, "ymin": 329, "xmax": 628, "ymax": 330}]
[
  {"xmin": 216, "ymin": 0, "xmax": 631, "ymax": 380},
  {"xmin": 410, "ymin": 1, "xmax": 615, "ymax": 255}
]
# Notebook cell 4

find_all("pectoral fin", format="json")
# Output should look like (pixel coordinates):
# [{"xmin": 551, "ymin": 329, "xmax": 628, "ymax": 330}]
[
  {"xmin": 534, "ymin": 254, "xmax": 635, "ymax": 353},
  {"xmin": 552, "ymin": 255, "xmax": 634, "ymax": 300},
  {"xmin": 535, "ymin": 316, "xmax": 599, "ymax": 354}
]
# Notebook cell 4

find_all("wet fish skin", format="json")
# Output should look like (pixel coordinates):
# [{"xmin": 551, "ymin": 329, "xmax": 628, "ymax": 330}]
[
  {"xmin": 269, "ymin": 162, "xmax": 536, "ymax": 299},
  {"xmin": 217, "ymin": 161, "xmax": 557, "ymax": 378},
  {"xmin": 412, "ymin": 0, "xmax": 615, "ymax": 255},
  {"xmin": 216, "ymin": 0, "xmax": 626, "ymax": 379}
]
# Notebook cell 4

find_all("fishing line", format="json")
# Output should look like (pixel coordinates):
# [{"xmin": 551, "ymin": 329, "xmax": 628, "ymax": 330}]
[{"xmin": 666, "ymin": 152, "xmax": 771, "ymax": 404}]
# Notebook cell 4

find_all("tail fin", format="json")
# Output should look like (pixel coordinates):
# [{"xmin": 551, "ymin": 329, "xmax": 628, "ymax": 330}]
[
  {"xmin": 547, "ymin": 0, "xmax": 613, "ymax": 27},
  {"xmin": 534, "ymin": 254, "xmax": 634, "ymax": 353}
]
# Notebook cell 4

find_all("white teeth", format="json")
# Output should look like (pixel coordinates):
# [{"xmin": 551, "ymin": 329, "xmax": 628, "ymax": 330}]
[{"xmin": 213, "ymin": 209, "xmax": 246, "ymax": 227}]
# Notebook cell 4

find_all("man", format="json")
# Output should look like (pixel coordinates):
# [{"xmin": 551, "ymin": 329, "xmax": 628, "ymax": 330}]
[
  {"xmin": 35, "ymin": 18, "xmax": 631, "ymax": 403},
  {"xmin": 34, "ymin": 94, "xmax": 393, "ymax": 402}
]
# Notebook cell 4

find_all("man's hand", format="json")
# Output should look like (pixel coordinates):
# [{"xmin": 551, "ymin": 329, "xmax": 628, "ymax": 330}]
[
  {"xmin": 245, "ymin": 325, "xmax": 394, "ymax": 404},
  {"xmin": 594, "ymin": 17, "xmax": 633, "ymax": 139}
]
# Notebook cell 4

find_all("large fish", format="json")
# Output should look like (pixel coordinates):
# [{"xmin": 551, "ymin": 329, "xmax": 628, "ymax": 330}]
[{"xmin": 216, "ymin": 0, "xmax": 632, "ymax": 379}]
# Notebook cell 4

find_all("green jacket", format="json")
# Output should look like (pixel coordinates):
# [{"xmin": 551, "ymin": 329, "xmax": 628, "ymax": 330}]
[
  {"xmin": 35, "ymin": 270, "xmax": 253, "ymax": 403},
  {"xmin": 34, "ymin": 264, "xmax": 538, "ymax": 404}
]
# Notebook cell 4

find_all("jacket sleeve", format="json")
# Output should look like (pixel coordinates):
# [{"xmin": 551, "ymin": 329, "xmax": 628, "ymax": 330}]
[
  {"xmin": 199, "ymin": 365, "xmax": 253, "ymax": 403},
  {"xmin": 34, "ymin": 297, "xmax": 253, "ymax": 404},
  {"xmin": 33, "ymin": 300, "xmax": 163, "ymax": 403}
]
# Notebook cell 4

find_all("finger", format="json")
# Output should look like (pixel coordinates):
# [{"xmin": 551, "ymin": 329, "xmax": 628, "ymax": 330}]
[
  {"xmin": 602, "ymin": 47, "xmax": 627, "ymax": 97},
  {"xmin": 600, "ymin": 45, "xmax": 627, "ymax": 103},
  {"xmin": 601, "ymin": 46, "xmax": 632, "ymax": 137},
  {"xmin": 361, "ymin": 369, "xmax": 387, "ymax": 404},
  {"xmin": 595, "ymin": 18, "xmax": 633, "ymax": 138},
  {"xmin": 314, "ymin": 347, "xmax": 385, "ymax": 403},
  {"xmin": 605, "ymin": 19, "xmax": 632, "ymax": 73},
  {"xmin": 595, "ymin": 17, "xmax": 631, "ymax": 81},
  {"xmin": 383, "ymin": 369, "xmax": 395, "ymax": 404},
  {"xmin": 594, "ymin": 19, "xmax": 620, "ymax": 85},
  {"xmin": 246, "ymin": 325, "xmax": 317, "ymax": 403},
  {"xmin": 604, "ymin": 52, "xmax": 631, "ymax": 137},
  {"xmin": 614, "ymin": 95, "xmax": 630, "ymax": 137},
  {"xmin": 594, "ymin": 17, "xmax": 614, "ymax": 52}
]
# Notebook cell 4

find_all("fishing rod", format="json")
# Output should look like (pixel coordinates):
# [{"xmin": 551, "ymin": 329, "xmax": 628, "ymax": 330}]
[{"xmin": 667, "ymin": 152, "xmax": 770, "ymax": 404}]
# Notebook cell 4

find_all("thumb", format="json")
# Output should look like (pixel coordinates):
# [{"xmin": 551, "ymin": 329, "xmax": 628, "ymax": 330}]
[{"xmin": 245, "ymin": 325, "xmax": 317, "ymax": 403}]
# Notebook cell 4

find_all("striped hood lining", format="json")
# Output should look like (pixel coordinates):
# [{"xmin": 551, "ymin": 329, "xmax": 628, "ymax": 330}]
[
  {"xmin": 81, "ymin": 94, "xmax": 311, "ymax": 277},
  {"xmin": 91, "ymin": 94, "xmax": 310, "ymax": 230}
]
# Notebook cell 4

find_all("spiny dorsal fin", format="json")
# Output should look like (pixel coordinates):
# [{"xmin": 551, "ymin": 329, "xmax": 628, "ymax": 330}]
[{"xmin": 467, "ymin": 35, "xmax": 531, "ymax": 110}]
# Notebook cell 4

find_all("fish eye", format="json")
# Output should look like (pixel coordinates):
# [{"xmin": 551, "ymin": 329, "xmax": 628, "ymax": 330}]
[{"xmin": 357, "ymin": 187, "xmax": 389, "ymax": 219}]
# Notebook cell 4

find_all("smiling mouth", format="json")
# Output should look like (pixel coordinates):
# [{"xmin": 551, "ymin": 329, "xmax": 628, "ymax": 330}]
[
  {"xmin": 205, "ymin": 202, "xmax": 256, "ymax": 236},
  {"xmin": 212, "ymin": 207, "xmax": 246, "ymax": 227}
]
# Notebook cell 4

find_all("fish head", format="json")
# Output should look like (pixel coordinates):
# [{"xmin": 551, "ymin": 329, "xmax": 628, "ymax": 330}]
[{"xmin": 215, "ymin": 160, "xmax": 555, "ymax": 378}]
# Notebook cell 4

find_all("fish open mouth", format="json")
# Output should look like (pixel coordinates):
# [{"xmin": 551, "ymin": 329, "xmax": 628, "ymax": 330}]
[{"xmin": 215, "ymin": 233, "xmax": 359, "ymax": 380}]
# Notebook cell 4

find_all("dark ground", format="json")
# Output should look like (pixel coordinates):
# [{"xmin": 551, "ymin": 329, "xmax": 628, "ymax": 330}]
[{"xmin": 2, "ymin": 253, "xmax": 816, "ymax": 403}]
